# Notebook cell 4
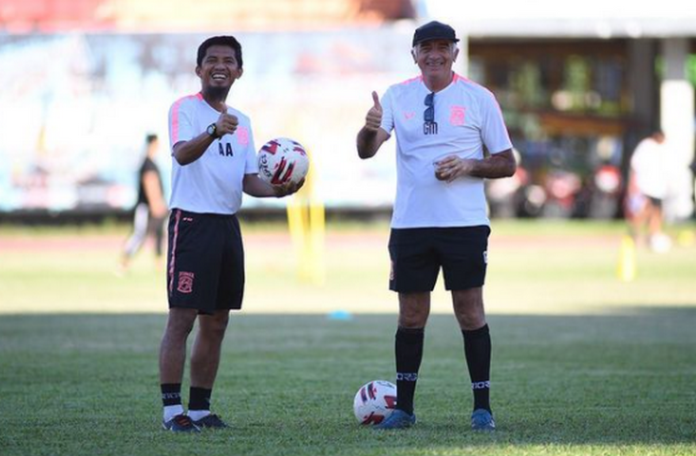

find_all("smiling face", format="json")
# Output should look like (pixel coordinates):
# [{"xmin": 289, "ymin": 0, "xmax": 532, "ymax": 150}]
[
  {"xmin": 412, "ymin": 39, "xmax": 458, "ymax": 88},
  {"xmin": 195, "ymin": 44, "xmax": 243, "ymax": 101}
]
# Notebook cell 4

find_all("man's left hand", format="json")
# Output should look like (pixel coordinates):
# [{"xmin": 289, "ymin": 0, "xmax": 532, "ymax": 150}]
[
  {"xmin": 273, "ymin": 178, "xmax": 306, "ymax": 197},
  {"xmin": 434, "ymin": 156, "xmax": 475, "ymax": 183}
]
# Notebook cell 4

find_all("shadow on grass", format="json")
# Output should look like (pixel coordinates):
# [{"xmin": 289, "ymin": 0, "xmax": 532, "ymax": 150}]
[{"xmin": 0, "ymin": 307, "xmax": 694, "ymax": 455}]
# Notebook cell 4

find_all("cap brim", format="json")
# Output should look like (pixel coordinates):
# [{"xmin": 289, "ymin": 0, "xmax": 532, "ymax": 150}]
[{"xmin": 413, "ymin": 36, "xmax": 460, "ymax": 46}]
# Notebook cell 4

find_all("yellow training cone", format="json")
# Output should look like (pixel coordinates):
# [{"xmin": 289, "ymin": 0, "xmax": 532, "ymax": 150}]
[
  {"xmin": 677, "ymin": 230, "xmax": 695, "ymax": 247},
  {"xmin": 617, "ymin": 235, "xmax": 636, "ymax": 282}
]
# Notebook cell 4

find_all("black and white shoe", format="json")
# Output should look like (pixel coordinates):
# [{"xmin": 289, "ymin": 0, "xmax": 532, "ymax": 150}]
[
  {"xmin": 162, "ymin": 414, "xmax": 200, "ymax": 433},
  {"xmin": 192, "ymin": 414, "xmax": 228, "ymax": 429}
]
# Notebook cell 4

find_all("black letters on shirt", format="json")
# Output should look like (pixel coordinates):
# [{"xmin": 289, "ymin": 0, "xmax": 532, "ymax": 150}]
[
  {"xmin": 218, "ymin": 142, "xmax": 234, "ymax": 156},
  {"xmin": 423, "ymin": 122, "xmax": 438, "ymax": 135}
]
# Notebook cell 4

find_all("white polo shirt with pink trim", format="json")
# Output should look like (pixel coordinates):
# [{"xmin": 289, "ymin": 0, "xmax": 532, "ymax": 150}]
[
  {"xmin": 168, "ymin": 93, "xmax": 258, "ymax": 215},
  {"xmin": 380, "ymin": 73, "xmax": 512, "ymax": 228}
]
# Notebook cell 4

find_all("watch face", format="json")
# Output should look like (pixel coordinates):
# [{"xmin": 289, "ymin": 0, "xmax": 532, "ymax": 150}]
[{"xmin": 207, "ymin": 123, "xmax": 217, "ymax": 136}]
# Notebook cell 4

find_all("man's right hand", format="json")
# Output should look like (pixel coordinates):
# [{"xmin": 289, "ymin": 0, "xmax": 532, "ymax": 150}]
[
  {"xmin": 357, "ymin": 91, "xmax": 388, "ymax": 159},
  {"xmin": 216, "ymin": 109, "xmax": 239, "ymax": 137},
  {"xmin": 364, "ymin": 91, "xmax": 382, "ymax": 132}
]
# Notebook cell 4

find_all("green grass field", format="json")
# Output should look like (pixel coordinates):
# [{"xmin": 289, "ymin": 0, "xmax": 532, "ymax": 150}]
[{"xmin": 1, "ymin": 220, "xmax": 695, "ymax": 455}]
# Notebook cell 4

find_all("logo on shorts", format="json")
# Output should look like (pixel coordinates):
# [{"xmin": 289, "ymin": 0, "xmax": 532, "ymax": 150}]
[
  {"xmin": 389, "ymin": 261, "xmax": 395, "ymax": 281},
  {"xmin": 483, "ymin": 251, "xmax": 488, "ymax": 264},
  {"xmin": 177, "ymin": 271, "xmax": 195, "ymax": 294}
]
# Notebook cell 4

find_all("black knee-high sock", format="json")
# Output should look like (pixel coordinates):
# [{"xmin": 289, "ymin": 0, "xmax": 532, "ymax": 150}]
[
  {"xmin": 395, "ymin": 327, "xmax": 424, "ymax": 415},
  {"xmin": 462, "ymin": 324, "xmax": 492, "ymax": 412},
  {"xmin": 189, "ymin": 386, "xmax": 212, "ymax": 411},
  {"xmin": 161, "ymin": 383, "xmax": 182, "ymax": 408}
]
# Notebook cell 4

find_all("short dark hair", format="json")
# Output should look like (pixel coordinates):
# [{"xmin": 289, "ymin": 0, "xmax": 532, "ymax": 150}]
[
  {"xmin": 145, "ymin": 133, "xmax": 158, "ymax": 145},
  {"xmin": 197, "ymin": 36, "xmax": 243, "ymax": 69}
]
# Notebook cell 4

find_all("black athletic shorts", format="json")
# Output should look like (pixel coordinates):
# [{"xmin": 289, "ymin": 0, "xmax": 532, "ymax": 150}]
[
  {"xmin": 167, "ymin": 209, "xmax": 245, "ymax": 314},
  {"xmin": 646, "ymin": 196, "xmax": 662, "ymax": 209},
  {"xmin": 388, "ymin": 226, "xmax": 490, "ymax": 293}
]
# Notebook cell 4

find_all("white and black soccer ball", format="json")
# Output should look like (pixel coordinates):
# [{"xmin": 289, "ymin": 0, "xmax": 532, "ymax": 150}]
[
  {"xmin": 353, "ymin": 380, "xmax": 397, "ymax": 425},
  {"xmin": 257, "ymin": 137, "xmax": 309, "ymax": 186}
]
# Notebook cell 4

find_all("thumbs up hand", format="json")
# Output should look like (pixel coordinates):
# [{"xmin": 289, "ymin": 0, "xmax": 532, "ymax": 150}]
[
  {"xmin": 216, "ymin": 107, "xmax": 239, "ymax": 137},
  {"xmin": 364, "ymin": 91, "xmax": 383, "ymax": 132}
]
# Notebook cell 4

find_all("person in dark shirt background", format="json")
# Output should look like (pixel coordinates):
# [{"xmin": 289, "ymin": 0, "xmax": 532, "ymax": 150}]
[{"xmin": 120, "ymin": 133, "xmax": 168, "ymax": 273}]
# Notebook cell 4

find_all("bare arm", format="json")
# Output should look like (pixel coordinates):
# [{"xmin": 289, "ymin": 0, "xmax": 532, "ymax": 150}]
[
  {"xmin": 142, "ymin": 171, "xmax": 167, "ymax": 217},
  {"xmin": 356, "ymin": 91, "xmax": 389, "ymax": 159},
  {"xmin": 172, "ymin": 134, "xmax": 215, "ymax": 166},
  {"xmin": 173, "ymin": 110, "xmax": 239, "ymax": 165},
  {"xmin": 434, "ymin": 149, "xmax": 517, "ymax": 182},
  {"xmin": 243, "ymin": 174, "xmax": 305, "ymax": 198},
  {"xmin": 357, "ymin": 127, "xmax": 390, "ymax": 159}
]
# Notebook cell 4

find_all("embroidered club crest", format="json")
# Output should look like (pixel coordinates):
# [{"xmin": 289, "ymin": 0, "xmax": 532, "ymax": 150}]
[
  {"xmin": 450, "ymin": 106, "xmax": 466, "ymax": 126},
  {"xmin": 177, "ymin": 272, "xmax": 194, "ymax": 294}
]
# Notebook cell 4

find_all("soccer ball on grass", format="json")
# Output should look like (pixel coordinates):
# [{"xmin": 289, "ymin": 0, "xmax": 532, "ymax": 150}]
[{"xmin": 353, "ymin": 380, "xmax": 397, "ymax": 425}]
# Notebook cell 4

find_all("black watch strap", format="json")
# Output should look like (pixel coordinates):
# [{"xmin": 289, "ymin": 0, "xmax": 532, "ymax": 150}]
[{"xmin": 207, "ymin": 123, "xmax": 218, "ymax": 138}]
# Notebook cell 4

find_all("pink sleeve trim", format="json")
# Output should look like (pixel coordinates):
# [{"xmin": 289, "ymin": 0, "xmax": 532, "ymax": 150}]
[
  {"xmin": 399, "ymin": 75, "xmax": 423, "ymax": 85},
  {"xmin": 170, "ymin": 93, "xmax": 203, "ymax": 143}
]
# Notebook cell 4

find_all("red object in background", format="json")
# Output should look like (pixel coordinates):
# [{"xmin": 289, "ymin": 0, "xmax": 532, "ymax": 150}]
[
  {"xmin": 0, "ymin": 0, "xmax": 415, "ymax": 32},
  {"xmin": 0, "ymin": 0, "xmax": 114, "ymax": 32},
  {"xmin": 594, "ymin": 164, "xmax": 622, "ymax": 195},
  {"xmin": 546, "ymin": 171, "xmax": 581, "ymax": 209}
]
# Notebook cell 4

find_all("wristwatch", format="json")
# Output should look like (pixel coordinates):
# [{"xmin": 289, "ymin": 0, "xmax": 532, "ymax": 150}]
[{"xmin": 206, "ymin": 123, "xmax": 219, "ymax": 138}]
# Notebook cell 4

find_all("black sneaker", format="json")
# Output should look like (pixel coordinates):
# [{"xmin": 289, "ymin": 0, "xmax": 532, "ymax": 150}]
[
  {"xmin": 471, "ymin": 409, "xmax": 496, "ymax": 431},
  {"xmin": 192, "ymin": 413, "xmax": 228, "ymax": 429},
  {"xmin": 374, "ymin": 410, "xmax": 416, "ymax": 430},
  {"xmin": 162, "ymin": 414, "xmax": 200, "ymax": 433}
]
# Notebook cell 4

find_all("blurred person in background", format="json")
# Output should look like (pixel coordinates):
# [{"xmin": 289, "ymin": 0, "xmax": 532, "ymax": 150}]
[
  {"xmin": 626, "ymin": 130, "xmax": 671, "ymax": 252},
  {"xmin": 356, "ymin": 21, "xmax": 516, "ymax": 431},
  {"xmin": 159, "ymin": 35, "xmax": 303, "ymax": 433},
  {"xmin": 120, "ymin": 133, "xmax": 167, "ymax": 273}
]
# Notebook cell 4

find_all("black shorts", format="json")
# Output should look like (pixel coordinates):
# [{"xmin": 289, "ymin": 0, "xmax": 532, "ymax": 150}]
[
  {"xmin": 388, "ymin": 226, "xmax": 490, "ymax": 293},
  {"xmin": 646, "ymin": 196, "xmax": 662, "ymax": 209},
  {"xmin": 167, "ymin": 209, "xmax": 245, "ymax": 314}
]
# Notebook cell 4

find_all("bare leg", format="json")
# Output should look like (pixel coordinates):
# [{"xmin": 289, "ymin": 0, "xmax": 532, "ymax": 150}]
[
  {"xmin": 452, "ymin": 287, "xmax": 486, "ymax": 330},
  {"xmin": 190, "ymin": 309, "xmax": 230, "ymax": 388},
  {"xmin": 648, "ymin": 203, "xmax": 663, "ymax": 238},
  {"xmin": 398, "ymin": 292, "xmax": 430, "ymax": 328},
  {"xmin": 159, "ymin": 308, "xmax": 198, "ymax": 384}
]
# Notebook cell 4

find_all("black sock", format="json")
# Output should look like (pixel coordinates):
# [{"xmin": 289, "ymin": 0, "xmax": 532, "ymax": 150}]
[
  {"xmin": 161, "ymin": 383, "xmax": 182, "ymax": 408},
  {"xmin": 462, "ymin": 324, "xmax": 492, "ymax": 412},
  {"xmin": 394, "ymin": 326, "xmax": 424, "ymax": 415},
  {"xmin": 189, "ymin": 387, "xmax": 212, "ymax": 411}
]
